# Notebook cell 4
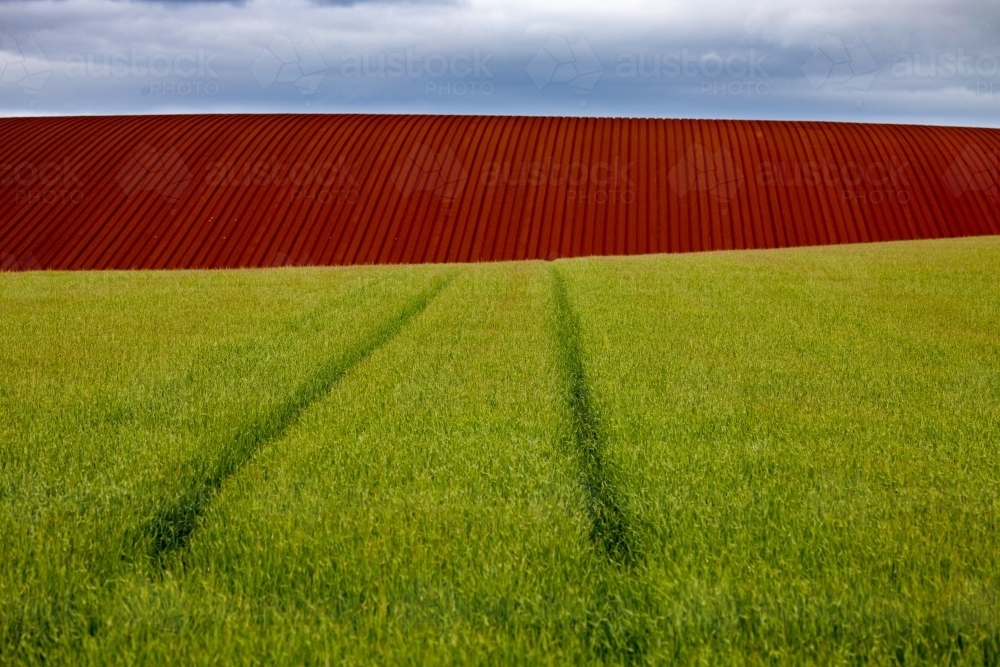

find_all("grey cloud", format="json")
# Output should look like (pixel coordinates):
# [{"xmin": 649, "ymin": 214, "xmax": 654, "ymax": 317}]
[{"xmin": 0, "ymin": 0, "xmax": 997, "ymax": 126}]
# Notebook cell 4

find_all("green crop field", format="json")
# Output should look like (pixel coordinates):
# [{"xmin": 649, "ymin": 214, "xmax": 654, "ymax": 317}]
[{"xmin": 2, "ymin": 237, "xmax": 999, "ymax": 665}]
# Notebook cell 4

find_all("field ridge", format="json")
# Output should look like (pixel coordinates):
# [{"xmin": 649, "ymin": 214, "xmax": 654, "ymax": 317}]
[{"xmin": 140, "ymin": 270, "xmax": 460, "ymax": 565}]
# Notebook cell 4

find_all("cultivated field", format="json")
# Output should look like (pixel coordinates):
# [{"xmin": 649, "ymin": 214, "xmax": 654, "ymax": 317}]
[{"xmin": 2, "ymin": 237, "xmax": 999, "ymax": 664}]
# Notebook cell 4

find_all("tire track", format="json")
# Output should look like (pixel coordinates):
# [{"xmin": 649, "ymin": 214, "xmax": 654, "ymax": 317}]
[
  {"xmin": 550, "ymin": 265, "xmax": 638, "ymax": 567},
  {"xmin": 140, "ymin": 270, "xmax": 459, "ymax": 565}
]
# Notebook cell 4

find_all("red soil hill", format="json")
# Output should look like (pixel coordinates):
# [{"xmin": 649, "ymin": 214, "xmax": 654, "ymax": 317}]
[{"xmin": 1, "ymin": 114, "xmax": 997, "ymax": 270}]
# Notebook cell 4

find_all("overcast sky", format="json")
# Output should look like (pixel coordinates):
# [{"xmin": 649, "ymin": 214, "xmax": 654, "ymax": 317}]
[{"xmin": 1, "ymin": 0, "xmax": 998, "ymax": 125}]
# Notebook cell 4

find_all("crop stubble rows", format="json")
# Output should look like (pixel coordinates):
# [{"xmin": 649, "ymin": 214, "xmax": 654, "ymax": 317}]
[{"xmin": 2, "ymin": 115, "xmax": 997, "ymax": 270}]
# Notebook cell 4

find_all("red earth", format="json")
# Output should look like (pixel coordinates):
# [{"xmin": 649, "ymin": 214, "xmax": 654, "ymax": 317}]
[{"xmin": 1, "ymin": 114, "xmax": 997, "ymax": 270}]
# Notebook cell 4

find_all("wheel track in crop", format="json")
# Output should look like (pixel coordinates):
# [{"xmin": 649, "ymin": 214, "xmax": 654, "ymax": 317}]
[
  {"xmin": 551, "ymin": 266, "xmax": 654, "ymax": 661},
  {"xmin": 550, "ymin": 266, "xmax": 639, "ymax": 567},
  {"xmin": 140, "ymin": 270, "xmax": 460, "ymax": 566}
]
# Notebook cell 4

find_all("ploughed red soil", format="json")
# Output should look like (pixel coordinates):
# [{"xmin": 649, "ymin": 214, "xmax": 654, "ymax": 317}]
[{"xmin": 1, "ymin": 114, "xmax": 997, "ymax": 270}]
